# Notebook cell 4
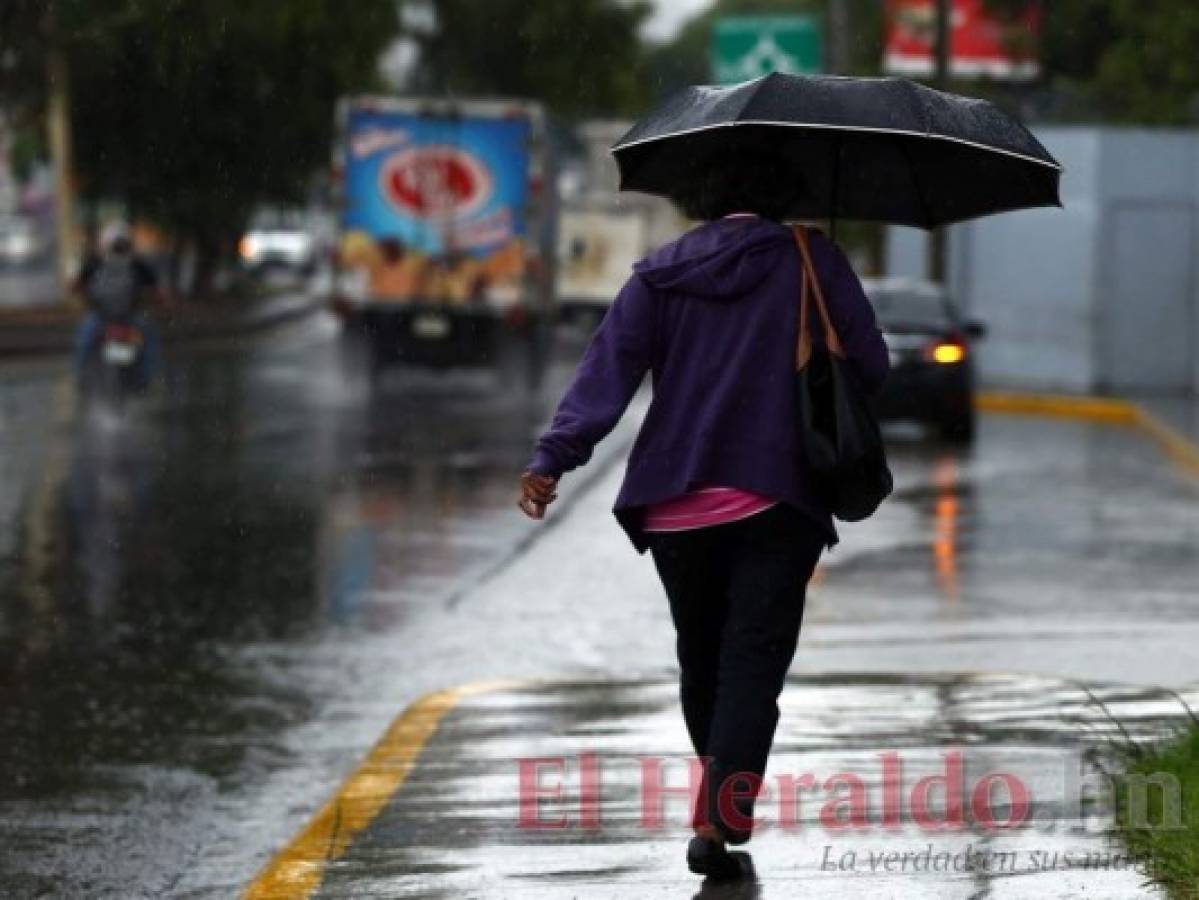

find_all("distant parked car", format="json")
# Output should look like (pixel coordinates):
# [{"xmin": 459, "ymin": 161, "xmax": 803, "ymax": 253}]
[
  {"xmin": 0, "ymin": 214, "xmax": 49, "ymax": 267},
  {"xmin": 238, "ymin": 209, "xmax": 319, "ymax": 275},
  {"xmin": 865, "ymin": 278, "xmax": 986, "ymax": 444}
]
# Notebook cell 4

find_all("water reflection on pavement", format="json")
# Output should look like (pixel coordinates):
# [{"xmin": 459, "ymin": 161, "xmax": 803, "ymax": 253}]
[
  {"xmin": 312, "ymin": 677, "xmax": 1194, "ymax": 899},
  {"xmin": 0, "ymin": 316, "xmax": 574, "ymax": 896}
]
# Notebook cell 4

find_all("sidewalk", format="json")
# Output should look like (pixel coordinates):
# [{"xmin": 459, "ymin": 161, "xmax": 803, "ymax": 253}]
[
  {"xmin": 249, "ymin": 675, "xmax": 1196, "ymax": 899},
  {"xmin": 240, "ymin": 408, "xmax": 1199, "ymax": 899},
  {"xmin": 0, "ymin": 292, "xmax": 322, "ymax": 356}
]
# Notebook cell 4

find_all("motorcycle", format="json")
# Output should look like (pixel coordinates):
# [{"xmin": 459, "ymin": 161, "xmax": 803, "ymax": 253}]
[{"xmin": 83, "ymin": 319, "xmax": 147, "ymax": 411}]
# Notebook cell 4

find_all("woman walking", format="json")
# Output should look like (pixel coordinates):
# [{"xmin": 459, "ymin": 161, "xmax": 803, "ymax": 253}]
[{"xmin": 518, "ymin": 148, "xmax": 889, "ymax": 879}]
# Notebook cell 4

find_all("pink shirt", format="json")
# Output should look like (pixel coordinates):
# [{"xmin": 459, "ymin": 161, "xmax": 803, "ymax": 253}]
[{"xmin": 643, "ymin": 486, "xmax": 779, "ymax": 533}]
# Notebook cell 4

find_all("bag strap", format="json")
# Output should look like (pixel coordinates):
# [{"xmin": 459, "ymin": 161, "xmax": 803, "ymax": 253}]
[{"xmin": 792, "ymin": 225, "xmax": 845, "ymax": 367}]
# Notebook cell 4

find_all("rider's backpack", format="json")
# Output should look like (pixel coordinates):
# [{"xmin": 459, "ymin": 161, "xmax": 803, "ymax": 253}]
[{"xmin": 88, "ymin": 256, "xmax": 139, "ymax": 319}]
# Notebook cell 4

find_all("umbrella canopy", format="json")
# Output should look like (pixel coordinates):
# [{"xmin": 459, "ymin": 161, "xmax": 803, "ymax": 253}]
[{"xmin": 612, "ymin": 73, "xmax": 1062, "ymax": 229}]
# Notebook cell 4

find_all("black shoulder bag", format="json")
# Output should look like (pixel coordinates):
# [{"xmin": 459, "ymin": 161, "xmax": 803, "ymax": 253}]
[{"xmin": 792, "ymin": 225, "xmax": 893, "ymax": 522}]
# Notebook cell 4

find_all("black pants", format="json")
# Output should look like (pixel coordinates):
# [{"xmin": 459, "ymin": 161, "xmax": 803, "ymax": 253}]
[{"xmin": 648, "ymin": 503, "xmax": 824, "ymax": 843}]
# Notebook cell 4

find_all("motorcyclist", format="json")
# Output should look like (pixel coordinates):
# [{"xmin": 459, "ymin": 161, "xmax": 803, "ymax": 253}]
[{"xmin": 73, "ymin": 222, "xmax": 165, "ymax": 390}]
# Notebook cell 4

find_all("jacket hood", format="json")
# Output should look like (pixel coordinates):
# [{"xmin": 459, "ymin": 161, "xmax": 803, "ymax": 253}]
[{"xmin": 633, "ymin": 216, "xmax": 794, "ymax": 300}]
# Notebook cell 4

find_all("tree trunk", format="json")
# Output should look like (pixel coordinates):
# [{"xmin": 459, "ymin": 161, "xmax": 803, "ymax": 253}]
[
  {"xmin": 166, "ymin": 235, "xmax": 184, "ymax": 296},
  {"xmin": 189, "ymin": 234, "xmax": 220, "ymax": 302}
]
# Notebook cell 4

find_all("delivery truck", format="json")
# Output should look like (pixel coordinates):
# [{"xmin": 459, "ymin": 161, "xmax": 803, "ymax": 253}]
[
  {"xmin": 332, "ymin": 97, "xmax": 555, "ymax": 379},
  {"xmin": 555, "ymin": 120, "xmax": 683, "ymax": 333}
]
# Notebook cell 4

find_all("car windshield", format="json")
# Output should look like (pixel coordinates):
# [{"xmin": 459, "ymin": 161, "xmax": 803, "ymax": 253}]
[
  {"xmin": 869, "ymin": 291, "xmax": 952, "ymax": 329},
  {"xmin": 249, "ymin": 209, "xmax": 309, "ymax": 231}
]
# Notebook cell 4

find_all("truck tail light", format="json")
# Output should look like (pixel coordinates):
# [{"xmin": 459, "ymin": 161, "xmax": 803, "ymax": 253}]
[{"xmin": 505, "ymin": 304, "xmax": 529, "ymax": 328}]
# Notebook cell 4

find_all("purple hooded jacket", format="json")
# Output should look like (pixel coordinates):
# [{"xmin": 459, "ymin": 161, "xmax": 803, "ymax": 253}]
[{"xmin": 529, "ymin": 216, "xmax": 890, "ymax": 553}]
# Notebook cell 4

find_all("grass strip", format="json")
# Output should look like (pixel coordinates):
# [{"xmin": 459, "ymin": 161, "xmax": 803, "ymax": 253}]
[{"xmin": 1114, "ymin": 723, "xmax": 1199, "ymax": 899}]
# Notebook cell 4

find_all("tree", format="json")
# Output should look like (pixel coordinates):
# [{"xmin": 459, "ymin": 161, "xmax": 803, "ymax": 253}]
[
  {"xmin": 0, "ymin": 2, "xmax": 49, "ymax": 116},
  {"xmin": 411, "ymin": 0, "xmax": 652, "ymax": 118},
  {"xmin": 4, "ymin": 1, "xmax": 400, "ymax": 297},
  {"xmin": 1091, "ymin": 0, "xmax": 1199, "ymax": 124},
  {"xmin": 0, "ymin": 1, "xmax": 59, "ymax": 159},
  {"xmin": 986, "ymin": 0, "xmax": 1199, "ymax": 124}
]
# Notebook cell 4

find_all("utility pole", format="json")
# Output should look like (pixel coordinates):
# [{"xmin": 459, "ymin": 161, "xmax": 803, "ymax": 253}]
[
  {"xmin": 45, "ymin": 0, "xmax": 79, "ymax": 288},
  {"xmin": 827, "ymin": 0, "xmax": 851, "ymax": 74},
  {"xmin": 929, "ymin": 0, "xmax": 951, "ymax": 283}
]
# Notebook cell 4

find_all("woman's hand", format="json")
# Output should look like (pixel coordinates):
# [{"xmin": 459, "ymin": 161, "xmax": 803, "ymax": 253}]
[{"xmin": 518, "ymin": 472, "xmax": 559, "ymax": 520}]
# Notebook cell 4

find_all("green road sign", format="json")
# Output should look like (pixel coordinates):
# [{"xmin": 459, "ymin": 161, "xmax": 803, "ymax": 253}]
[{"xmin": 711, "ymin": 15, "xmax": 823, "ymax": 84}]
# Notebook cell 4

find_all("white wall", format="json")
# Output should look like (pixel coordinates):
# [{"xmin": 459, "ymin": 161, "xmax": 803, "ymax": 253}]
[{"xmin": 885, "ymin": 127, "xmax": 1198, "ymax": 394}]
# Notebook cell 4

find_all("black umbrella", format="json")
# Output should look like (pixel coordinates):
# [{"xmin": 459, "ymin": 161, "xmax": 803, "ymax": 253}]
[{"xmin": 612, "ymin": 73, "xmax": 1062, "ymax": 229}]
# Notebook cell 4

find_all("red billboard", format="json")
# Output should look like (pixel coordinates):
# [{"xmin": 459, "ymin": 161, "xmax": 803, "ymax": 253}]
[{"xmin": 884, "ymin": 0, "xmax": 1040, "ymax": 81}]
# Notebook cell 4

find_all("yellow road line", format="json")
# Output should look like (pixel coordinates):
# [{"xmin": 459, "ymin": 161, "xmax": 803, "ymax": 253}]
[
  {"xmin": 1135, "ymin": 407, "xmax": 1199, "ymax": 478},
  {"xmin": 978, "ymin": 390, "xmax": 1199, "ymax": 480},
  {"xmin": 977, "ymin": 390, "xmax": 1140, "ymax": 424},
  {"xmin": 242, "ymin": 679, "xmax": 523, "ymax": 900}
]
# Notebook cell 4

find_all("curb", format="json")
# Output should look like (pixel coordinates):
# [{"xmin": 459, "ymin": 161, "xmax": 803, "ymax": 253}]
[
  {"xmin": 976, "ymin": 390, "xmax": 1139, "ymax": 424},
  {"xmin": 978, "ymin": 390, "xmax": 1199, "ymax": 479},
  {"xmin": 1134, "ymin": 407, "xmax": 1199, "ymax": 478},
  {"xmin": 241, "ymin": 679, "xmax": 525, "ymax": 900}
]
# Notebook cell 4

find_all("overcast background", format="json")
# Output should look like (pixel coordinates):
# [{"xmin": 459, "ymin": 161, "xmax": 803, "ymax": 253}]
[{"xmin": 644, "ymin": 0, "xmax": 708, "ymax": 40}]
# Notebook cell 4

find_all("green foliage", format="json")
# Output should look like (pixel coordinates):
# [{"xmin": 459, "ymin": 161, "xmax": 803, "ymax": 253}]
[
  {"xmin": 1092, "ymin": 1, "xmax": 1199, "ymax": 125},
  {"xmin": 1, "ymin": 0, "xmax": 398, "ymax": 293},
  {"xmin": 986, "ymin": 0, "xmax": 1199, "ymax": 124},
  {"xmin": 66, "ymin": 0, "xmax": 398, "ymax": 258},
  {"xmin": 0, "ymin": 1, "xmax": 52, "ymax": 120},
  {"xmin": 415, "ymin": 0, "xmax": 652, "ymax": 117},
  {"xmin": 1114, "ymin": 723, "xmax": 1199, "ymax": 897}
]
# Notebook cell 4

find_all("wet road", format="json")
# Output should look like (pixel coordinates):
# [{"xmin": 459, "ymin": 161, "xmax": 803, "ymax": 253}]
[
  {"xmin": 1, "ymin": 313, "xmax": 1197, "ymax": 897},
  {"xmin": 0, "ymin": 264, "xmax": 59, "ymax": 308},
  {"xmin": 0, "ymin": 315, "xmax": 581, "ymax": 897}
]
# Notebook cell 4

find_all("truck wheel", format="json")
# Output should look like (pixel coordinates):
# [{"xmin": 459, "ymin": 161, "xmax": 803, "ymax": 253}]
[
  {"xmin": 493, "ymin": 335, "xmax": 524, "ymax": 393},
  {"xmin": 363, "ymin": 334, "xmax": 392, "ymax": 388},
  {"xmin": 369, "ymin": 349, "xmax": 387, "ymax": 387},
  {"xmin": 334, "ymin": 329, "xmax": 372, "ymax": 388},
  {"xmin": 491, "ymin": 317, "xmax": 541, "ymax": 395}
]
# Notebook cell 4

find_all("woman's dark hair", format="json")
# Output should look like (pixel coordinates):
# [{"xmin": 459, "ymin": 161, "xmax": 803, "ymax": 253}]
[{"xmin": 670, "ymin": 143, "xmax": 802, "ymax": 222}]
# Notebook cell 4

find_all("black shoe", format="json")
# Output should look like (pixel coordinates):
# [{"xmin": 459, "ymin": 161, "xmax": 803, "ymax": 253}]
[{"xmin": 686, "ymin": 837, "xmax": 752, "ymax": 881}]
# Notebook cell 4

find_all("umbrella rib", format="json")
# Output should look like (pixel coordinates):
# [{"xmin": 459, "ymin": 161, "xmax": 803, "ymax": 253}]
[{"xmin": 736, "ymin": 72, "xmax": 778, "ymax": 120}]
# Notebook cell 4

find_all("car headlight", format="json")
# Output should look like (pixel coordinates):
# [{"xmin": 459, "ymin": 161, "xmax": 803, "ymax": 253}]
[{"xmin": 926, "ymin": 342, "xmax": 967, "ymax": 365}]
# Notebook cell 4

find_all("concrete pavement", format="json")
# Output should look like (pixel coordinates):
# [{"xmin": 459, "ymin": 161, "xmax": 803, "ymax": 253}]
[
  {"xmin": 243, "ymin": 402, "xmax": 1199, "ymax": 899},
  {"xmin": 250, "ymin": 675, "xmax": 1197, "ymax": 899}
]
